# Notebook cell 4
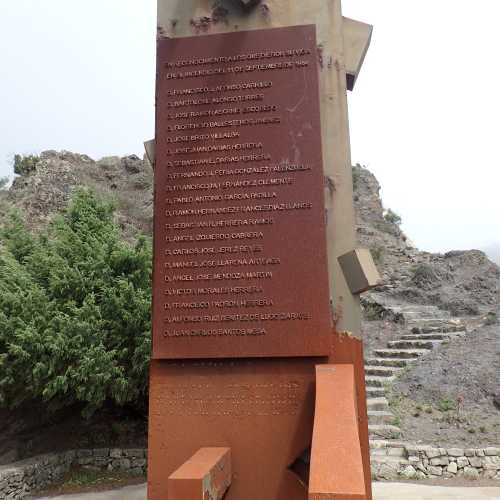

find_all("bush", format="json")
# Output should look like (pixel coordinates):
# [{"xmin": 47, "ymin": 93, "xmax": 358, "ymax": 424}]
[
  {"xmin": 384, "ymin": 209, "xmax": 402, "ymax": 225},
  {"xmin": 0, "ymin": 177, "xmax": 8, "ymax": 190},
  {"xmin": 13, "ymin": 154, "xmax": 40, "ymax": 176},
  {"xmin": 411, "ymin": 263, "xmax": 439, "ymax": 288},
  {"xmin": 0, "ymin": 190, "xmax": 152, "ymax": 416},
  {"xmin": 370, "ymin": 245, "xmax": 385, "ymax": 266},
  {"xmin": 485, "ymin": 312, "xmax": 498, "ymax": 326}
]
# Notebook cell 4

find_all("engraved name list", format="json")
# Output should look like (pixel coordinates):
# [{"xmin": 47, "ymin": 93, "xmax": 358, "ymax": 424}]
[{"xmin": 153, "ymin": 25, "xmax": 332, "ymax": 359}]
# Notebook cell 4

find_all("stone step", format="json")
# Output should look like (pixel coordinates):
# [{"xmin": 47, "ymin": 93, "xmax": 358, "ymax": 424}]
[
  {"xmin": 387, "ymin": 339, "xmax": 441, "ymax": 350},
  {"xmin": 410, "ymin": 324, "xmax": 466, "ymax": 334},
  {"xmin": 368, "ymin": 424, "xmax": 402, "ymax": 439},
  {"xmin": 366, "ymin": 387, "xmax": 386, "ymax": 398},
  {"xmin": 374, "ymin": 348, "xmax": 429, "ymax": 359},
  {"xmin": 368, "ymin": 411, "xmax": 398, "ymax": 425},
  {"xmin": 365, "ymin": 375, "xmax": 395, "ymax": 388},
  {"xmin": 364, "ymin": 365, "xmax": 403, "ymax": 377},
  {"xmin": 366, "ymin": 397, "xmax": 390, "ymax": 411},
  {"xmin": 369, "ymin": 439, "xmax": 408, "ymax": 450},
  {"xmin": 365, "ymin": 357, "xmax": 413, "ymax": 368},
  {"xmin": 400, "ymin": 333, "xmax": 462, "ymax": 341},
  {"xmin": 370, "ymin": 455, "xmax": 409, "ymax": 466},
  {"xmin": 407, "ymin": 318, "xmax": 461, "ymax": 329}
]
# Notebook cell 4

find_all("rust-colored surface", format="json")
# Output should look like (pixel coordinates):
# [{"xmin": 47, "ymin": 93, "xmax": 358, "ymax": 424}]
[
  {"xmin": 330, "ymin": 333, "xmax": 372, "ymax": 500},
  {"xmin": 153, "ymin": 25, "xmax": 331, "ymax": 359},
  {"xmin": 168, "ymin": 447, "xmax": 231, "ymax": 500},
  {"xmin": 148, "ymin": 358, "xmax": 326, "ymax": 500},
  {"xmin": 309, "ymin": 364, "xmax": 366, "ymax": 500}
]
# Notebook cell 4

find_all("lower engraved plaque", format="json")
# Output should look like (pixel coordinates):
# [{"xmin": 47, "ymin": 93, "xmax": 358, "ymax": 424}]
[{"xmin": 153, "ymin": 25, "xmax": 332, "ymax": 359}]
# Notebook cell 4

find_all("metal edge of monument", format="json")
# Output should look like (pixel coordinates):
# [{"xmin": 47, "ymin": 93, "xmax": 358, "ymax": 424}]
[{"xmin": 152, "ymin": 25, "xmax": 332, "ymax": 360}]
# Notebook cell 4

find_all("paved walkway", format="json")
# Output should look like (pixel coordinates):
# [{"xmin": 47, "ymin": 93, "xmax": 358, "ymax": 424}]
[
  {"xmin": 38, "ymin": 482, "xmax": 500, "ymax": 499},
  {"xmin": 373, "ymin": 483, "xmax": 500, "ymax": 499}
]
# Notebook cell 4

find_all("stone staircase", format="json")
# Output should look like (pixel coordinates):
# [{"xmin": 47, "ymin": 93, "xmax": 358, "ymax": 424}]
[{"xmin": 364, "ymin": 305, "xmax": 469, "ymax": 441}]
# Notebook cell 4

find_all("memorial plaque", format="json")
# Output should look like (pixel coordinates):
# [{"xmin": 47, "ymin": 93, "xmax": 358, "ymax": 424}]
[
  {"xmin": 153, "ymin": 25, "xmax": 331, "ymax": 359},
  {"xmin": 148, "ymin": 358, "xmax": 320, "ymax": 500}
]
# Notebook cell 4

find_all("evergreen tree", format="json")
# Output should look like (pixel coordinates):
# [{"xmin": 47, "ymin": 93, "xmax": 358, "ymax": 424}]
[{"xmin": 0, "ymin": 190, "xmax": 152, "ymax": 416}]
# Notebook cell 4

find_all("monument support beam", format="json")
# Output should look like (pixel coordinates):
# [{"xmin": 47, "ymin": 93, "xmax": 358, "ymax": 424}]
[
  {"xmin": 309, "ymin": 365, "xmax": 366, "ymax": 500},
  {"xmin": 157, "ymin": 0, "xmax": 368, "ymax": 338}
]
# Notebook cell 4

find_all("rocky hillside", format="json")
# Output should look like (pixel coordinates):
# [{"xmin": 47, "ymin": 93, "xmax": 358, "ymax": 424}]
[
  {"xmin": 2, "ymin": 153, "xmax": 498, "ymax": 316},
  {"xmin": 353, "ymin": 164, "xmax": 499, "ymax": 317}
]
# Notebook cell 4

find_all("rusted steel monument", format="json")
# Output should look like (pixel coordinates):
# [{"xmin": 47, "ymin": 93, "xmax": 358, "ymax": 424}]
[{"xmin": 146, "ymin": 1, "xmax": 378, "ymax": 498}]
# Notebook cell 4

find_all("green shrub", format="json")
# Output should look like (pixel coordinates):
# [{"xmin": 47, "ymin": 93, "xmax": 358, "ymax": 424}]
[
  {"xmin": 0, "ymin": 177, "xmax": 8, "ymax": 190},
  {"xmin": 13, "ymin": 154, "xmax": 40, "ymax": 176},
  {"xmin": 352, "ymin": 164, "xmax": 361, "ymax": 192},
  {"xmin": 384, "ymin": 209, "xmax": 402, "ymax": 225},
  {"xmin": 0, "ymin": 190, "xmax": 152, "ymax": 416},
  {"xmin": 411, "ymin": 263, "xmax": 439, "ymax": 287},
  {"xmin": 438, "ymin": 398, "xmax": 456, "ymax": 412},
  {"xmin": 370, "ymin": 246, "xmax": 385, "ymax": 266},
  {"xmin": 485, "ymin": 312, "xmax": 498, "ymax": 326}
]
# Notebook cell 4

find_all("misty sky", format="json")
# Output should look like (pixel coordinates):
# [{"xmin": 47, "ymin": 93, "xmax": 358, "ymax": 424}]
[{"xmin": 0, "ymin": 1, "xmax": 499, "ymax": 257}]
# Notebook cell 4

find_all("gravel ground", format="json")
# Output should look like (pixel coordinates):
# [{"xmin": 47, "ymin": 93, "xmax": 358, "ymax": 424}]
[{"xmin": 392, "ymin": 315, "xmax": 500, "ymax": 446}]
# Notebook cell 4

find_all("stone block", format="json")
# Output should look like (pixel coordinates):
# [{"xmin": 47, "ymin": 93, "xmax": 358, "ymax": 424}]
[
  {"xmin": 468, "ymin": 457, "xmax": 481, "ymax": 468},
  {"xmin": 425, "ymin": 449, "xmax": 440, "ymax": 459},
  {"xmin": 448, "ymin": 448, "xmax": 464, "ymax": 457},
  {"xmin": 378, "ymin": 464, "xmax": 398, "ymax": 480},
  {"xmin": 338, "ymin": 248, "xmax": 381, "ymax": 294},
  {"xmin": 109, "ymin": 448, "xmax": 122, "ymax": 458},
  {"xmin": 427, "ymin": 466, "xmax": 442, "ymax": 476},
  {"xmin": 484, "ymin": 447, "xmax": 500, "ymax": 456},
  {"xmin": 388, "ymin": 447, "xmax": 406, "ymax": 457},
  {"xmin": 482, "ymin": 457, "xmax": 500, "ymax": 470},
  {"xmin": 477, "ymin": 450, "xmax": 485, "ymax": 457},
  {"xmin": 465, "ymin": 449, "xmax": 475, "ymax": 457},
  {"xmin": 400, "ymin": 465, "xmax": 416, "ymax": 479},
  {"xmin": 77, "ymin": 449, "xmax": 92, "ymax": 458},
  {"xmin": 123, "ymin": 449, "xmax": 145, "ymax": 458},
  {"xmin": 464, "ymin": 467, "xmax": 480, "ymax": 480},
  {"xmin": 430, "ymin": 457, "xmax": 449, "ymax": 466},
  {"xmin": 93, "ymin": 448, "xmax": 109, "ymax": 457},
  {"xmin": 132, "ymin": 458, "xmax": 147, "ymax": 468},
  {"xmin": 447, "ymin": 462, "xmax": 458, "ymax": 474}
]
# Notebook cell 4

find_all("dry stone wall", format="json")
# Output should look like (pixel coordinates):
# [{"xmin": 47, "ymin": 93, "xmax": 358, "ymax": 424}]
[
  {"xmin": 1, "ymin": 444, "xmax": 499, "ymax": 498},
  {"xmin": 0, "ymin": 448, "xmax": 146, "ymax": 499},
  {"xmin": 372, "ymin": 442, "xmax": 500, "ymax": 481}
]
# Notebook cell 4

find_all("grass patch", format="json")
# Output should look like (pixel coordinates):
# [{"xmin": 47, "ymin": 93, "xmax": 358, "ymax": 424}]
[
  {"xmin": 36, "ymin": 467, "xmax": 145, "ymax": 497},
  {"xmin": 485, "ymin": 312, "xmax": 498, "ymax": 326},
  {"xmin": 438, "ymin": 398, "xmax": 456, "ymax": 412}
]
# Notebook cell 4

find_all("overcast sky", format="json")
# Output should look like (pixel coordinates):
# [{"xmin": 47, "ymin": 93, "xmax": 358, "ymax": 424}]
[{"xmin": 0, "ymin": 1, "xmax": 499, "ymax": 259}]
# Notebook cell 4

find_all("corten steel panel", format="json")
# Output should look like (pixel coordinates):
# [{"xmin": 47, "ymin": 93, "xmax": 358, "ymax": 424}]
[
  {"xmin": 330, "ymin": 333, "xmax": 372, "ymax": 500},
  {"xmin": 153, "ymin": 25, "xmax": 331, "ymax": 359},
  {"xmin": 309, "ymin": 365, "xmax": 366, "ymax": 500},
  {"xmin": 168, "ymin": 447, "xmax": 231, "ymax": 500},
  {"xmin": 148, "ymin": 358, "xmax": 323, "ymax": 500}
]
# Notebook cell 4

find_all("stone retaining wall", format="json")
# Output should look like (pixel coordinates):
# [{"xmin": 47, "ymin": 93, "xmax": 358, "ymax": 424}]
[
  {"xmin": 0, "ymin": 448, "xmax": 147, "ymax": 499},
  {"xmin": 1, "ymin": 444, "xmax": 499, "ymax": 498},
  {"xmin": 371, "ymin": 442, "xmax": 500, "ymax": 481}
]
